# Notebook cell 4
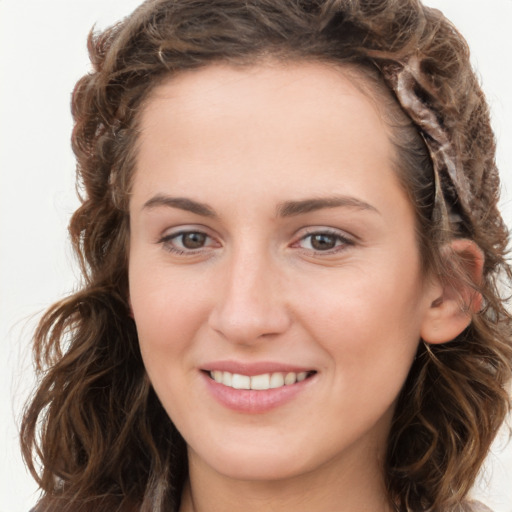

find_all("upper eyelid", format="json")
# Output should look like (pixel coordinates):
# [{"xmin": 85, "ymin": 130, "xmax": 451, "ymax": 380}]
[
  {"xmin": 158, "ymin": 224, "xmax": 215, "ymax": 239},
  {"xmin": 293, "ymin": 226, "xmax": 356, "ymax": 242}
]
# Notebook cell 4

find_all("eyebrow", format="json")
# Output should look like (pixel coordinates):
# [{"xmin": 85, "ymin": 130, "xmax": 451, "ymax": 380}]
[
  {"xmin": 142, "ymin": 195, "xmax": 217, "ymax": 217},
  {"xmin": 277, "ymin": 196, "xmax": 379, "ymax": 217},
  {"xmin": 141, "ymin": 194, "xmax": 379, "ymax": 218}
]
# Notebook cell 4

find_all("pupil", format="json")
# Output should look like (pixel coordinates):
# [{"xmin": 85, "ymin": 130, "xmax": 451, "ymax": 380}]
[
  {"xmin": 311, "ymin": 234, "xmax": 336, "ymax": 250},
  {"xmin": 182, "ymin": 232, "xmax": 206, "ymax": 249}
]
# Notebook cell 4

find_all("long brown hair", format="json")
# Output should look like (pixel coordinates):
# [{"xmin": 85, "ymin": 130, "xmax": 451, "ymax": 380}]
[{"xmin": 21, "ymin": 1, "xmax": 512, "ymax": 511}]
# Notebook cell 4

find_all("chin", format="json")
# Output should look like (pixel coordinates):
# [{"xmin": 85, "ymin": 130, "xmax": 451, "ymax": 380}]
[{"xmin": 192, "ymin": 443, "xmax": 313, "ymax": 482}]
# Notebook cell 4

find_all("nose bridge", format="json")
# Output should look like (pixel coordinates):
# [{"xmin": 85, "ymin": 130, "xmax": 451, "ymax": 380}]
[{"xmin": 209, "ymin": 240, "xmax": 290, "ymax": 343}]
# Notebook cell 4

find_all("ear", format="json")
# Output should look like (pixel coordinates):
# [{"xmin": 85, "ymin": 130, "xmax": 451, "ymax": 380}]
[{"xmin": 421, "ymin": 239, "xmax": 484, "ymax": 345}]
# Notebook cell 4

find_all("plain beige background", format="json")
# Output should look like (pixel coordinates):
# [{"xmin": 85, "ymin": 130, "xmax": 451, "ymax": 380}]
[{"xmin": 1, "ymin": 1, "xmax": 511, "ymax": 511}]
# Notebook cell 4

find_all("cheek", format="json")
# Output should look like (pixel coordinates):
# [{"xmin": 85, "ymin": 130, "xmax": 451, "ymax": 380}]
[
  {"xmin": 129, "ymin": 268, "xmax": 211, "ymax": 423},
  {"xmin": 296, "ymin": 257, "xmax": 425, "ymax": 378},
  {"xmin": 128, "ymin": 260, "xmax": 211, "ymax": 366}
]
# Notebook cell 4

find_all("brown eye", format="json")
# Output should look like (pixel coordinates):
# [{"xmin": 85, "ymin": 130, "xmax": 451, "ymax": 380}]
[
  {"xmin": 294, "ymin": 230, "xmax": 353, "ymax": 254},
  {"xmin": 180, "ymin": 232, "xmax": 207, "ymax": 249},
  {"xmin": 310, "ymin": 233, "xmax": 337, "ymax": 251},
  {"xmin": 159, "ymin": 228, "xmax": 221, "ymax": 256},
  {"xmin": 160, "ymin": 230, "xmax": 215, "ymax": 254}
]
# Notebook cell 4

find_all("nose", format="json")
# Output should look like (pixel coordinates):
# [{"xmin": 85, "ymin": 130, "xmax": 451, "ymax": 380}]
[{"xmin": 208, "ymin": 247, "xmax": 292, "ymax": 345}]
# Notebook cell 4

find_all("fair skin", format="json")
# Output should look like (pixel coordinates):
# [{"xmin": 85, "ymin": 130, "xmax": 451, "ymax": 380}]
[{"xmin": 128, "ymin": 61, "xmax": 476, "ymax": 512}]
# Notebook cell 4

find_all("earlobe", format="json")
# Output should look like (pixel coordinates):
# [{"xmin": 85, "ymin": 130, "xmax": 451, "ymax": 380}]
[{"xmin": 420, "ymin": 239, "xmax": 484, "ymax": 345}]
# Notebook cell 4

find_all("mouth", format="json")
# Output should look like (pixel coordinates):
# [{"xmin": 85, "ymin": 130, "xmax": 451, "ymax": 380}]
[
  {"xmin": 206, "ymin": 370, "xmax": 316, "ymax": 391},
  {"xmin": 201, "ymin": 364, "xmax": 317, "ymax": 413}
]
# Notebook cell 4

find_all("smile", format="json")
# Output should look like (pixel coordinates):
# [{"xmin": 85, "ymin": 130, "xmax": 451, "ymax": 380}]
[
  {"xmin": 209, "ymin": 370, "xmax": 312, "ymax": 390},
  {"xmin": 203, "ymin": 367, "xmax": 316, "ymax": 413}
]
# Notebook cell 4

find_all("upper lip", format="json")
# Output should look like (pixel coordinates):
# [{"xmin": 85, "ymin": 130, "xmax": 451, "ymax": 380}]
[{"xmin": 201, "ymin": 360, "xmax": 315, "ymax": 376}]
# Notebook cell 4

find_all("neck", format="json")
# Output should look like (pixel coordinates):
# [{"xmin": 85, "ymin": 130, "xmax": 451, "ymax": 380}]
[{"xmin": 179, "ymin": 443, "xmax": 394, "ymax": 512}]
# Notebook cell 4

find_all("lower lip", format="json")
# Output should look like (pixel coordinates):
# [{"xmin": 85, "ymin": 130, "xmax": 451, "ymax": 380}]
[{"xmin": 202, "ymin": 372, "xmax": 314, "ymax": 414}]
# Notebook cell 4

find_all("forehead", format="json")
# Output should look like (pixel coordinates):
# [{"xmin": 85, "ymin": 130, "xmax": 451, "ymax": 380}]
[
  {"xmin": 141, "ymin": 60, "xmax": 388, "ymax": 127},
  {"xmin": 137, "ymin": 61, "xmax": 391, "ymax": 166},
  {"xmin": 132, "ymin": 60, "xmax": 407, "ymax": 218}
]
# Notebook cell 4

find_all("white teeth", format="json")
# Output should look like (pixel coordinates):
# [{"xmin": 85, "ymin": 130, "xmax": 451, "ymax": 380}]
[
  {"xmin": 209, "ymin": 370, "xmax": 311, "ymax": 390},
  {"xmin": 297, "ymin": 371, "xmax": 308, "ymax": 382},
  {"xmin": 231, "ymin": 373, "xmax": 251, "ymax": 389},
  {"xmin": 222, "ymin": 371, "xmax": 232, "ymax": 386},
  {"xmin": 284, "ymin": 372, "xmax": 296, "ymax": 386},
  {"xmin": 250, "ymin": 373, "xmax": 270, "ymax": 390},
  {"xmin": 269, "ymin": 373, "xmax": 285, "ymax": 388}
]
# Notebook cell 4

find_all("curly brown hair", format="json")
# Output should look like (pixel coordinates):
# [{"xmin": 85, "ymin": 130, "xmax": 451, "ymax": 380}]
[{"xmin": 21, "ymin": 1, "xmax": 512, "ymax": 511}]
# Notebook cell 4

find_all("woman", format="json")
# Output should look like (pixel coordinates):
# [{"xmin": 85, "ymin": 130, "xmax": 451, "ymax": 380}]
[{"xmin": 20, "ymin": 0, "xmax": 512, "ymax": 511}]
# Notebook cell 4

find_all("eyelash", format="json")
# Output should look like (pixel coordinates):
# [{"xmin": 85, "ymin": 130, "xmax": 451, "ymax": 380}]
[
  {"xmin": 157, "ymin": 228, "xmax": 354, "ymax": 256},
  {"xmin": 293, "ymin": 229, "xmax": 354, "ymax": 254},
  {"xmin": 158, "ymin": 230, "xmax": 218, "ymax": 255}
]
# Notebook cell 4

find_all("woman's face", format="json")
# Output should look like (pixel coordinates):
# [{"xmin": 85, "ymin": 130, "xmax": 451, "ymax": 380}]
[{"xmin": 129, "ymin": 62, "xmax": 438, "ymax": 483}]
